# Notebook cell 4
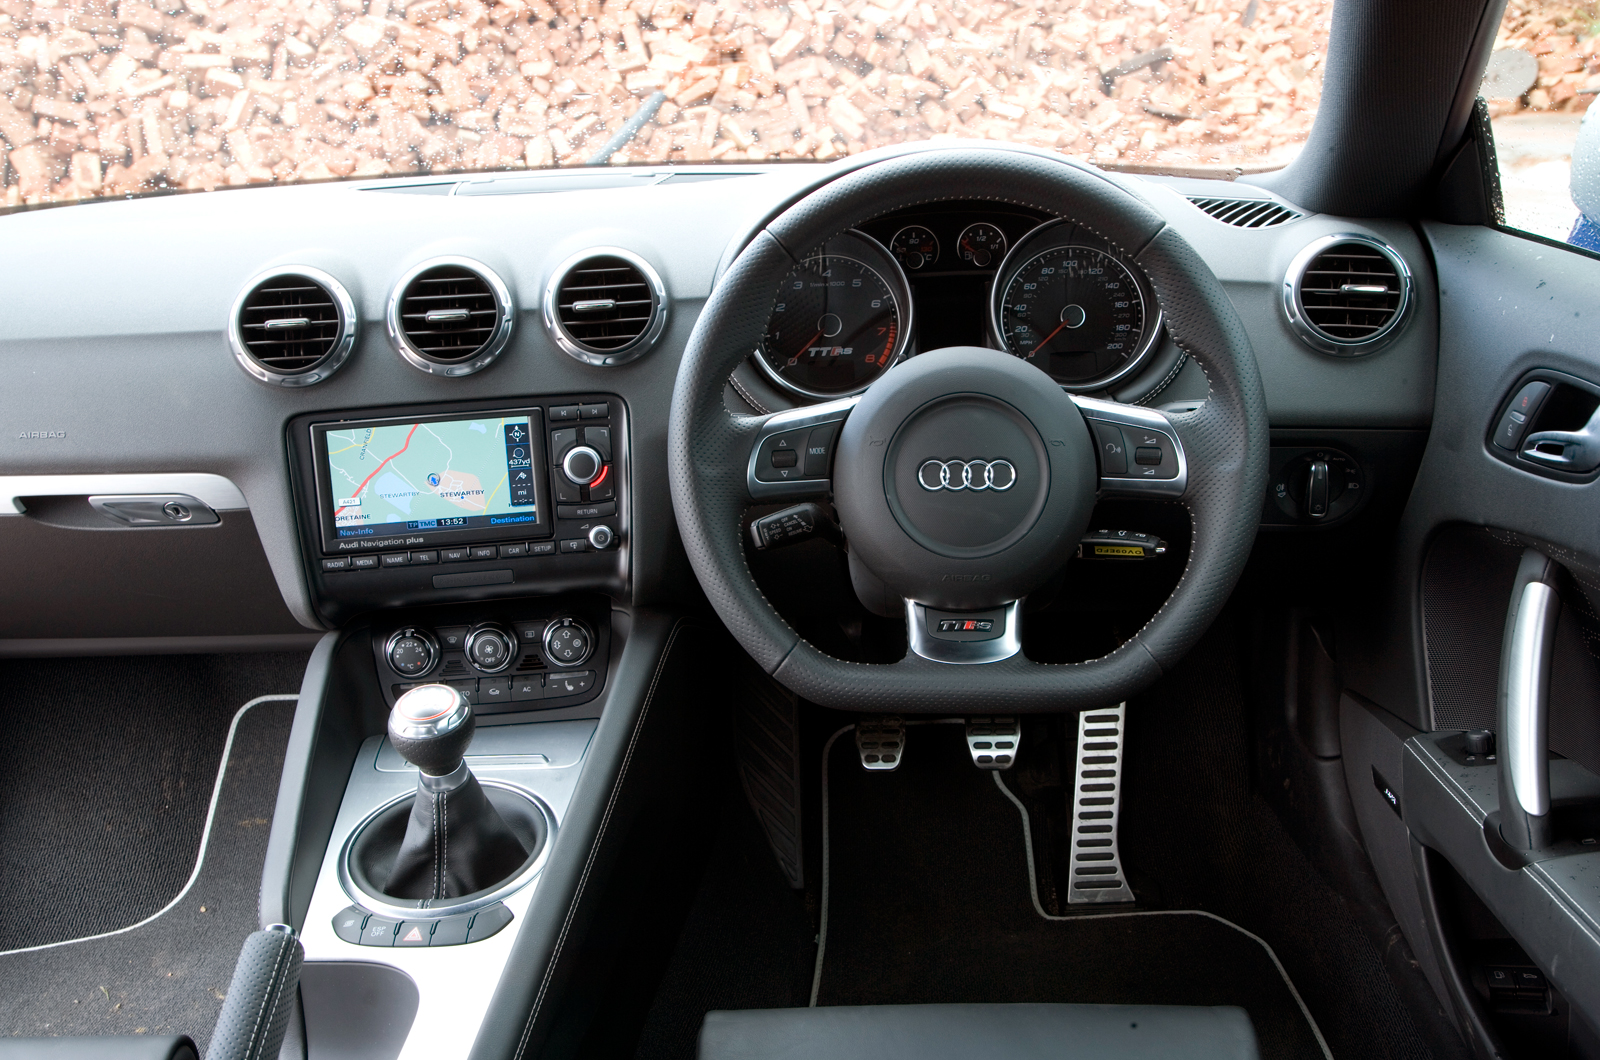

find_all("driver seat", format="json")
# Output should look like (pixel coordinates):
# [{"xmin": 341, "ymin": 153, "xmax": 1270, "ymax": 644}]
[{"xmin": 698, "ymin": 1003, "xmax": 1260, "ymax": 1060}]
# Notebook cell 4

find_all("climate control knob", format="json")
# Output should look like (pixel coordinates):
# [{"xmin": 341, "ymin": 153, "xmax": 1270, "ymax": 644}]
[
  {"xmin": 464, "ymin": 624, "xmax": 517, "ymax": 674},
  {"xmin": 385, "ymin": 628, "xmax": 439, "ymax": 678},
  {"xmin": 562, "ymin": 445, "xmax": 604, "ymax": 485},
  {"xmin": 543, "ymin": 617, "xmax": 593, "ymax": 668}
]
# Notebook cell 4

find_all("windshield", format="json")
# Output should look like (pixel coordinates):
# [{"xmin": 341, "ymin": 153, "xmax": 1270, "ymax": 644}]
[{"xmin": 1, "ymin": 0, "xmax": 1335, "ymax": 207}]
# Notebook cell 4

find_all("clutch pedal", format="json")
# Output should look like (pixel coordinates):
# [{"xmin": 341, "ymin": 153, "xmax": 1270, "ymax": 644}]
[
  {"xmin": 856, "ymin": 716, "xmax": 904, "ymax": 770},
  {"xmin": 966, "ymin": 716, "xmax": 1020, "ymax": 769},
  {"xmin": 1067, "ymin": 703, "xmax": 1134, "ymax": 904}
]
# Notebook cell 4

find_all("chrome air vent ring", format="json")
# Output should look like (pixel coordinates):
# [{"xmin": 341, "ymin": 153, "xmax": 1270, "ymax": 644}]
[
  {"xmin": 228, "ymin": 266, "xmax": 357, "ymax": 387},
  {"xmin": 387, "ymin": 256, "xmax": 515, "ymax": 377},
  {"xmin": 1282, "ymin": 233, "xmax": 1413, "ymax": 356},
  {"xmin": 543, "ymin": 247, "xmax": 668, "ymax": 366}
]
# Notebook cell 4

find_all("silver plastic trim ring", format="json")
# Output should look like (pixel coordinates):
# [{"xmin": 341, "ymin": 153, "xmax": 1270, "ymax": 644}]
[
  {"xmin": 543, "ymin": 247, "xmax": 669, "ymax": 366},
  {"xmin": 387, "ymin": 255, "xmax": 516, "ymax": 377},
  {"xmin": 228, "ymin": 266, "xmax": 358, "ymax": 387},
  {"xmin": 905, "ymin": 600, "xmax": 1024, "ymax": 664},
  {"xmin": 1281, "ymin": 232, "xmax": 1413, "ymax": 357}
]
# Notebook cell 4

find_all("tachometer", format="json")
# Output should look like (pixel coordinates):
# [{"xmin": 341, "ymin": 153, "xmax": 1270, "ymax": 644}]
[
  {"xmin": 758, "ymin": 251, "xmax": 906, "ymax": 398},
  {"xmin": 992, "ymin": 234, "xmax": 1159, "ymax": 390}
]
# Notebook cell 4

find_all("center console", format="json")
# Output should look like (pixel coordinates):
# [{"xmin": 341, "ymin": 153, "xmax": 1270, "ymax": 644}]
[{"xmin": 288, "ymin": 394, "xmax": 629, "ymax": 625}]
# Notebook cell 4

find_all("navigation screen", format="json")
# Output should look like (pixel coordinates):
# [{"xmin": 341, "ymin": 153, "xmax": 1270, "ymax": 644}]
[{"xmin": 318, "ymin": 412, "xmax": 542, "ymax": 540}]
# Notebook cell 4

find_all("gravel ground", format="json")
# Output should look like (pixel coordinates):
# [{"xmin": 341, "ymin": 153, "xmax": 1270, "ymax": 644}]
[{"xmin": 0, "ymin": 0, "xmax": 1591, "ymax": 208}]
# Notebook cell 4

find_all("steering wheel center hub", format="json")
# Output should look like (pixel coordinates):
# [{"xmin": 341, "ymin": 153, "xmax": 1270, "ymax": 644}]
[{"xmin": 833, "ymin": 347, "xmax": 1098, "ymax": 611}]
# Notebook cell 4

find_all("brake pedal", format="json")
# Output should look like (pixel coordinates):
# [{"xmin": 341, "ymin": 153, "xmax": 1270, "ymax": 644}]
[
  {"xmin": 856, "ymin": 716, "xmax": 904, "ymax": 770},
  {"xmin": 1067, "ymin": 703, "xmax": 1134, "ymax": 905},
  {"xmin": 966, "ymin": 716, "xmax": 1019, "ymax": 769}
]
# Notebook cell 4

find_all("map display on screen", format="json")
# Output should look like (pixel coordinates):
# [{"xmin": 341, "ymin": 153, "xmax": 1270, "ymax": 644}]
[{"xmin": 323, "ymin": 415, "xmax": 538, "ymax": 538}]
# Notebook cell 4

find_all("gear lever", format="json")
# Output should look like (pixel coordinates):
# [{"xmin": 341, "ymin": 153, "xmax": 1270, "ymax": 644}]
[{"xmin": 384, "ymin": 685, "xmax": 530, "ymax": 900}]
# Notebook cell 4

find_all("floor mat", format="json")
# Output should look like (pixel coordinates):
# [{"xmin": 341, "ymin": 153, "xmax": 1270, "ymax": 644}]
[
  {"xmin": 815, "ymin": 723, "xmax": 1329, "ymax": 1060},
  {"xmin": 0, "ymin": 652, "xmax": 310, "ymax": 950},
  {"xmin": 0, "ymin": 692, "xmax": 298, "ymax": 1050}
]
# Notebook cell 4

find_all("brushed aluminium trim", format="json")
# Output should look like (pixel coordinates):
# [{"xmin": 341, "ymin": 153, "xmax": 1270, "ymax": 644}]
[
  {"xmin": 0, "ymin": 472, "xmax": 248, "ymax": 515},
  {"xmin": 228, "ymin": 266, "xmax": 358, "ymax": 387},
  {"xmin": 752, "ymin": 230, "xmax": 915, "ymax": 401},
  {"xmin": 745, "ymin": 394, "xmax": 861, "ymax": 500},
  {"xmin": 988, "ymin": 219, "xmax": 1165, "ymax": 394},
  {"xmin": 1505, "ymin": 580, "xmax": 1560, "ymax": 817},
  {"xmin": 1067, "ymin": 702, "xmax": 1134, "ymax": 904},
  {"xmin": 905, "ymin": 600, "xmax": 1023, "ymax": 664},
  {"xmin": 1281, "ymin": 232, "xmax": 1414, "ymax": 357},
  {"xmin": 336, "ymin": 780, "xmax": 555, "ymax": 921},
  {"xmin": 387, "ymin": 255, "xmax": 516, "ymax": 377},
  {"xmin": 1070, "ymin": 395, "xmax": 1188, "ymax": 499},
  {"xmin": 542, "ymin": 246, "xmax": 668, "ymax": 366}
]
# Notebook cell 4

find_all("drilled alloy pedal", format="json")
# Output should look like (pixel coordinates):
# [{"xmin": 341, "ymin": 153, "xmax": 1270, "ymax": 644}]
[
  {"xmin": 1067, "ymin": 704, "xmax": 1134, "ymax": 905},
  {"xmin": 856, "ymin": 717, "xmax": 905, "ymax": 771},
  {"xmin": 966, "ymin": 716, "xmax": 1020, "ymax": 769}
]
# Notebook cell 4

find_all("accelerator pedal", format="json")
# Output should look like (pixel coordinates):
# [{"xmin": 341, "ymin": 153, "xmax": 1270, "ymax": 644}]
[
  {"xmin": 965, "ymin": 716, "xmax": 1020, "ymax": 769},
  {"xmin": 856, "ymin": 716, "xmax": 905, "ymax": 771},
  {"xmin": 1067, "ymin": 703, "xmax": 1134, "ymax": 905}
]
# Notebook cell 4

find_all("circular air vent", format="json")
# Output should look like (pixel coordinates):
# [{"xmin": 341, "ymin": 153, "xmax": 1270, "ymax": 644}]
[
  {"xmin": 543, "ymin": 248, "xmax": 667, "ymax": 366},
  {"xmin": 228, "ymin": 267, "xmax": 356, "ymax": 386},
  {"xmin": 387, "ymin": 257, "xmax": 514, "ymax": 376},
  {"xmin": 1283, "ymin": 234, "xmax": 1413, "ymax": 356}
]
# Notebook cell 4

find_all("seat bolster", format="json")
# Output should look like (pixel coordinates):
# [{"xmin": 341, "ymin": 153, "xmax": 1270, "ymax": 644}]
[
  {"xmin": 0, "ymin": 1037, "xmax": 196, "ymax": 1060},
  {"xmin": 698, "ymin": 1003, "xmax": 1260, "ymax": 1060}
]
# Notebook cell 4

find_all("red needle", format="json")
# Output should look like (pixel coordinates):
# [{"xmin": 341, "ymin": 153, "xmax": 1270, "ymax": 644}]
[
  {"xmin": 1031, "ymin": 318, "xmax": 1073, "ymax": 355},
  {"xmin": 788, "ymin": 331, "xmax": 822, "ymax": 367}
]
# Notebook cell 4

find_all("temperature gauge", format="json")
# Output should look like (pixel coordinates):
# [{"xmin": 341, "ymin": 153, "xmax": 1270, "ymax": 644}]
[
  {"xmin": 957, "ymin": 222, "xmax": 1007, "ymax": 268},
  {"xmin": 889, "ymin": 225, "xmax": 940, "ymax": 270}
]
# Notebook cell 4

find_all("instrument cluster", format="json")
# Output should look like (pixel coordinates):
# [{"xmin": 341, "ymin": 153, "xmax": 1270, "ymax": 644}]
[{"xmin": 750, "ymin": 203, "xmax": 1166, "ymax": 401}]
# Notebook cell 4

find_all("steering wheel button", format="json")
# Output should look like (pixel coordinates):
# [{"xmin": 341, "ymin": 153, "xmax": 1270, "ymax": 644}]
[
  {"xmin": 1091, "ymin": 422, "xmax": 1128, "ymax": 475},
  {"xmin": 1134, "ymin": 446, "xmax": 1163, "ymax": 466},
  {"xmin": 804, "ymin": 422, "xmax": 839, "ymax": 476},
  {"xmin": 771, "ymin": 449, "xmax": 799, "ymax": 468}
]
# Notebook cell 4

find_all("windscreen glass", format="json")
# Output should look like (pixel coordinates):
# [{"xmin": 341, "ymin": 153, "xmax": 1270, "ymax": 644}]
[
  {"xmin": 322, "ymin": 414, "xmax": 538, "ymax": 538},
  {"xmin": 3, "ymin": 0, "xmax": 1335, "ymax": 207}
]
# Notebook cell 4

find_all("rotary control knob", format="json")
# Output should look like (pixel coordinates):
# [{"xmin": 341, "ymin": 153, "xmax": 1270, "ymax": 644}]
[
  {"xmin": 587, "ymin": 525, "xmax": 615, "ymax": 550},
  {"xmin": 385, "ymin": 628, "xmax": 438, "ymax": 678},
  {"xmin": 464, "ymin": 624, "xmax": 517, "ymax": 674},
  {"xmin": 562, "ymin": 445, "xmax": 604, "ymax": 486},
  {"xmin": 543, "ymin": 617, "xmax": 593, "ymax": 668}
]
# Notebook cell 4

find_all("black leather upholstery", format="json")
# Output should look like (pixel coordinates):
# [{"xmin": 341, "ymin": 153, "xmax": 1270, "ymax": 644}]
[
  {"xmin": 668, "ymin": 145, "xmax": 1269, "ymax": 712},
  {"xmin": 698, "ymin": 1003, "xmax": 1260, "ymax": 1060},
  {"xmin": 386, "ymin": 771, "xmax": 529, "ymax": 900},
  {"xmin": 0, "ymin": 1037, "xmax": 197, "ymax": 1060}
]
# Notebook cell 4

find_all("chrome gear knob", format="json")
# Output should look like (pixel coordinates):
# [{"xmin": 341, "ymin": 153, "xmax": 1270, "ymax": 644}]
[{"xmin": 388, "ymin": 684, "xmax": 474, "ymax": 777}]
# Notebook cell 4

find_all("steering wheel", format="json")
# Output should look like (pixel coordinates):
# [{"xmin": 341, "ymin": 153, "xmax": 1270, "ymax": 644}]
[{"xmin": 669, "ymin": 147, "xmax": 1268, "ymax": 712}]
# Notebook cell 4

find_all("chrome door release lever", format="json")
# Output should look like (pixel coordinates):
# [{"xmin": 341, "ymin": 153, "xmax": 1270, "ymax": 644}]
[
  {"xmin": 1497, "ymin": 549, "xmax": 1562, "ymax": 850},
  {"xmin": 1522, "ymin": 404, "xmax": 1600, "ymax": 472}
]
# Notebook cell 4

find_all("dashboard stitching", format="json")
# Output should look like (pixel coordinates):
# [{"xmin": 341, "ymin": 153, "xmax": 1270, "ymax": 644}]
[{"xmin": 512, "ymin": 618, "xmax": 689, "ymax": 1060}]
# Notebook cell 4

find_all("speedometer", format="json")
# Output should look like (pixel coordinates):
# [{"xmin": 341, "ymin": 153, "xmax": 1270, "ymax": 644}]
[
  {"xmin": 756, "ymin": 231, "xmax": 912, "ymax": 399},
  {"xmin": 990, "ymin": 222, "xmax": 1163, "ymax": 392}
]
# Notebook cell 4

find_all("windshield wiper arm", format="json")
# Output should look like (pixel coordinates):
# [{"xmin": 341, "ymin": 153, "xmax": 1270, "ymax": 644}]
[{"xmin": 587, "ymin": 91, "xmax": 668, "ymax": 167}]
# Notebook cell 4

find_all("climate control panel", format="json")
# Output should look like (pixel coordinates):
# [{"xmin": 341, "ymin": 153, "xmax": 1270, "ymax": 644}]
[{"xmin": 372, "ymin": 602, "xmax": 609, "ymax": 714}]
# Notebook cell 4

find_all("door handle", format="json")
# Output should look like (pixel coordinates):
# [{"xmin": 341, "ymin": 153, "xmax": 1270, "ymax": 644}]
[
  {"xmin": 1497, "ymin": 549, "xmax": 1562, "ymax": 850},
  {"xmin": 1522, "ymin": 404, "xmax": 1600, "ymax": 472}
]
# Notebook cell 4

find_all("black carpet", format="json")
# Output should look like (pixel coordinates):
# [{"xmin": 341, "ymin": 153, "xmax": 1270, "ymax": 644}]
[
  {"xmin": 0, "ymin": 672, "xmax": 300, "ymax": 1050},
  {"xmin": 0, "ymin": 652, "xmax": 308, "ymax": 951},
  {"xmin": 631, "ymin": 624, "xmax": 1443, "ymax": 1060}
]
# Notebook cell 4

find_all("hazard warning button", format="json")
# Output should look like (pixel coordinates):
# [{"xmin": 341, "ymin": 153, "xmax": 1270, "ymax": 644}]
[{"xmin": 395, "ymin": 920, "xmax": 434, "ymax": 947}]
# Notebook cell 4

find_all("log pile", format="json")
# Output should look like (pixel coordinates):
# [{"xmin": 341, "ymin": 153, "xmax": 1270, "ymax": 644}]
[
  {"xmin": 1487, "ymin": 0, "xmax": 1599, "ymax": 117},
  {"xmin": 0, "ymin": 0, "xmax": 1359, "ymax": 206}
]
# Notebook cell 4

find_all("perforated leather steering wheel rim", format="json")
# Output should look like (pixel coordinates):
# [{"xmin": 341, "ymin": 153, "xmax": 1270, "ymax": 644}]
[{"xmin": 668, "ymin": 146, "xmax": 1268, "ymax": 712}]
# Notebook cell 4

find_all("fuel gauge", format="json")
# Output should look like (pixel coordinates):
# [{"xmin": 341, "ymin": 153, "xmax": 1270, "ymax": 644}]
[
  {"xmin": 957, "ymin": 222, "xmax": 1007, "ymax": 267},
  {"xmin": 890, "ymin": 225, "xmax": 940, "ymax": 270}
]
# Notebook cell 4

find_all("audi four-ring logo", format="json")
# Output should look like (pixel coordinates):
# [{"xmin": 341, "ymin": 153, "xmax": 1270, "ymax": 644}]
[{"xmin": 917, "ymin": 459, "xmax": 1017, "ymax": 492}]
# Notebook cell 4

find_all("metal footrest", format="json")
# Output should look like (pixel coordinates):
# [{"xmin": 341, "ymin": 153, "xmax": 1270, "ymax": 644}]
[
  {"xmin": 1067, "ymin": 703, "xmax": 1134, "ymax": 905},
  {"xmin": 966, "ymin": 716, "xmax": 1020, "ymax": 769},
  {"xmin": 856, "ymin": 716, "xmax": 904, "ymax": 771}
]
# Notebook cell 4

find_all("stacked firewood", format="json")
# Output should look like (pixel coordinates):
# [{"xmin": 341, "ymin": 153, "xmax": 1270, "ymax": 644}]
[
  {"xmin": 1488, "ymin": 0, "xmax": 1599, "ymax": 117},
  {"xmin": 1, "ymin": 0, "xmax": 1340, "ymax": 205}
]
